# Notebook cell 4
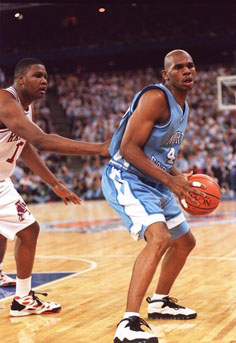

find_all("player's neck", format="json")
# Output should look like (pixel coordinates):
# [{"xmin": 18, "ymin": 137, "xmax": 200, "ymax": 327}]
[
  {"xmin": 13, "ymin": 85, "xmax": 32, "ymax": 110},
  {"xmin": 165, "ymin": 84, "xmax": 187, "ymax": 110}
]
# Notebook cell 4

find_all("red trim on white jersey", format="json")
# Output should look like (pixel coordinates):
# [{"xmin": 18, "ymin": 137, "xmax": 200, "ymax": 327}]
[{"xmin": 0, "ymin": 86, "xmax": 33, "ymax": 180}]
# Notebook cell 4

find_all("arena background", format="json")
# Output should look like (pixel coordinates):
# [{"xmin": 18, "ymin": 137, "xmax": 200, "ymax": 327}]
[
  {"xmin": 1, "ymin": 3, "xmax": 236, "ymax": 343},
  {"xmin": 0, "ymin": 1, "xmax": 235, "ymax": 203}
]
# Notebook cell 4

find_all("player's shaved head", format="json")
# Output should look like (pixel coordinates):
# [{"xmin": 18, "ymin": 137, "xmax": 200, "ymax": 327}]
[{"xmin": 164, "ymin": 50, "xmax": 193, "ymax": 70}]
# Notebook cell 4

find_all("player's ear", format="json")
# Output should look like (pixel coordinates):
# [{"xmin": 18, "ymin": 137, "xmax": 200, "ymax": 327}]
[
  {"xmin": 161, "ymin": 69, "xmax": 169, "ymax": 81},
  {"xmin": 17, "ymin": 74, "xmax": 25, "ymax": 86}
]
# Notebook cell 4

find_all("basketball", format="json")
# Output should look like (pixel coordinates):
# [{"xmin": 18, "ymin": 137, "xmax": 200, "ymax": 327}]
[{"xmin": 179, "ymin": 174, "xmax": 221, "ymax": 216}]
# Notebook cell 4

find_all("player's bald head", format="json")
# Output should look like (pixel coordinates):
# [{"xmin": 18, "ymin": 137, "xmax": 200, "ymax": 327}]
[{"xmin": 164, "ymin": 50, "xmax": 193, "ymax": 70}]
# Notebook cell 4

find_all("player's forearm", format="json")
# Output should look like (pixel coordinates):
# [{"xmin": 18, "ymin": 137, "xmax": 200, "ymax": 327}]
[
  {"xmin": 121, "ymin": 145, "xmax": 173, "ymax": 187},
  {"xmin": 34, "ymin": 133, "xmax": 105, "ymax": 156},
  {"xmin": 20, "ymin": 143, "xmax": 59, "ymax": 187}
]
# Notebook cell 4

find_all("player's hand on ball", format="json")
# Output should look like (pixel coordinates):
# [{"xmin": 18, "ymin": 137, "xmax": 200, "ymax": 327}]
[
  {"xmin": 169, "ymin": 171, "xmax": 206, "ymax": 206},
  {"xmin": 52, "ymin": 181, "xmax": 81, "ymax": 205}
]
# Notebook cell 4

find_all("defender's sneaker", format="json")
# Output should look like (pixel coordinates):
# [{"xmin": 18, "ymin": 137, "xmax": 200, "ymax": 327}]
[
  {"xmin": 114, "ymin": 315, "xmax": 158, "ymax": 343},
  {"xmin": 10, "ymin": 290, "xmax": 61, "ymax": 317},
  {"xmin": 147, "ymin": 296, "xmax": 197, "ymax": 320},
  {"xmin": 0, "ymin": 272, "xmax": 16, "ymax": 287}
]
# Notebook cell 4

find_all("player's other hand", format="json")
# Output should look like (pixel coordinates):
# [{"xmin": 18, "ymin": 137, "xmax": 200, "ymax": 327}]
[{"xmin": 52, "ymin": 181, "xmax": 81, "ymax": 206}]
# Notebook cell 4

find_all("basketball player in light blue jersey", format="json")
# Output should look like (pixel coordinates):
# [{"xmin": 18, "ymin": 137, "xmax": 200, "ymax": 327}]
[{"xmin": 102, "ymin": 50, "xmax": 206, "ymax": 343}]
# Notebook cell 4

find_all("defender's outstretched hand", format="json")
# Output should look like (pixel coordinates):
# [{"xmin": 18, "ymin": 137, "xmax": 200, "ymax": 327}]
[
  {"xmin": 52, "ymin": 181, "xmax": 81, "ymax": 205},
  {"xmin": 100, "ymin": 138, "xmax": 111, "ymax": 156}
]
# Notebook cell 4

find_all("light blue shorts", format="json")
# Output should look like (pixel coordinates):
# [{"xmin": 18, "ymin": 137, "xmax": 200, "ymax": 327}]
[{"xmin": 102, "ymin": 164, "xmax": 189, "ymax": 241}]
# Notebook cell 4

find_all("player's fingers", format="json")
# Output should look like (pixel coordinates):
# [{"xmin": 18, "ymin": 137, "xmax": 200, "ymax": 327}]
[
  {"xmin": 68, "ymin": 194, "xmax": 82, "ymax": 205},
  {"xmin": 191, "ymin": 187, "xmax": 206, "ymax": 197},
  {"xmin": 63, "ymin": 198, "xmax": 68, "ymax": 206},
  {"xmin": 180, "ymin": 198, "xmax": 188, "ymax": 209},
  {"xmin": 71, "ymin": 197, "xmax": 81, "ymax": 205},
  {"xmin": 186, "ymin": 193, "xmax": 199, "ymax": 205},
  {"xmin": 185, "ymin": 170, "xmax": 193, "ymax": 178},
  {"xmin": 192, "ymin": 181, "xmax": 207, "ymax": 189}
]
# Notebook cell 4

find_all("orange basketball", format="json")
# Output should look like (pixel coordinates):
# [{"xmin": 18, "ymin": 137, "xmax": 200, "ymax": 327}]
[{"xmin": 179, "ymin": 174, "xmax": 221, "ymax": 216}]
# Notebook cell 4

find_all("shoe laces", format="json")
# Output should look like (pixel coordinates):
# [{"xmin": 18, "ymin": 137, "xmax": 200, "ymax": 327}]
[
  {"xmin": 29, "ymin": 290, "xmax": 48, "ymax": 306},
  {"xmin": 146, "ymin": 296, "xmax": 185, "ymax": 309},
  {"xmin": 117, "ymin": 316, "xmax": 153, "ymax": 332}
]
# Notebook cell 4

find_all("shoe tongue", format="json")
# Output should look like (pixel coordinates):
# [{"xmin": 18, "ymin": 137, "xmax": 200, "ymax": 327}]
[{"xmin": 128, "ymin": 316, "xmax": 144, "ymax": 332}]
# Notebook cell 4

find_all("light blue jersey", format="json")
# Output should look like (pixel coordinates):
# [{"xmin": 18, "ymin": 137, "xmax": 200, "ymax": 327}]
[
  {"xmin": 102, "ymin": 83, "xmax": 189, "ymax": 241},
  {"xmin": 109, "ymin": 83, "xmax": 189, "ymax": 183}
]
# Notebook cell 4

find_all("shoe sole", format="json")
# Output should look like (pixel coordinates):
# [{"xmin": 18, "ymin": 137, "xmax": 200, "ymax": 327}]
[
  {"xmin": 10, "ymin": 307, "xmax": 61, "ymax": 317},
  {"xmin": 0, "ymin": 283, "xmax": 16, "ymax": 287},
  {"xmin": 114, "ymin": 338, "xmax": 158, "ymax": 343},
  {"xmin": 148, "ymin": 313, "xmax": 197, "ymax": 320}
]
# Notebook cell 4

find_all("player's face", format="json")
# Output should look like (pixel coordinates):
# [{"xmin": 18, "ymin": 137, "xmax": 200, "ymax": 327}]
[
  {"xmin": 164, "ymin": 54, "xmax": 196, "ymax": 91},
  {"xmin": 21, "ymin": 64, "xmax": 48, "ymax": 99}
]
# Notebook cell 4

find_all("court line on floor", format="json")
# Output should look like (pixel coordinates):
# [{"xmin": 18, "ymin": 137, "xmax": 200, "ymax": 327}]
[
  {"xmin": 39, "ymin": 214, "xmax": 236, "ymax": 232},
  {"xmin": 0, "ymin": 256, "xmax": 97, "ymax": 303}
]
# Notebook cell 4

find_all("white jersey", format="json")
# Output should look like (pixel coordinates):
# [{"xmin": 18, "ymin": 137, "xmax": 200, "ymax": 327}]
[{"xmin": 0, "ymin": 86, "xmax": 33, "ymax": 180}]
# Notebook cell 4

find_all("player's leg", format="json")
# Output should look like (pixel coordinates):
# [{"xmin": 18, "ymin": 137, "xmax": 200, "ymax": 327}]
[
  {"xmin": 14, "ymin": 221, "xmax": 40, "ymax": 280},
  {"xmin": 126, "ymin": 222, "xmax": 172, "ymax": 313},
  {"xmin": 154, "ymin": 230, "xmax": 196, "ymax": 296},
  {"xmin": 147, "ymin": 195, "xmax": 197, "ymax": 320},
  {"xmin": 10, "ymin": 221, "xmax": 61, "ymax": 317},
  {"xmin": 0, "ymin": 178, "xmax": 61, "ymax": 317},
  {"xmin": 102, "ymin": 166, "xmax": 163, "ymax": 343},
  {"xmin": 0, "ymin": 234, "xmax": 16, "ymax": 287}
]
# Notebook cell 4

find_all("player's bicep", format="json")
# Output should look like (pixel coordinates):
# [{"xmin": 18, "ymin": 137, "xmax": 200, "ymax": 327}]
[
  {"xmin": 0, "ymin": 97, "xmax": 45, "ymax": 143},
  {"xmin": 121, "ymin": 90, "xmax": 165, "ymax": 149}
]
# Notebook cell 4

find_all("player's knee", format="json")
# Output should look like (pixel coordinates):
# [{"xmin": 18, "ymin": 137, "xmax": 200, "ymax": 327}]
[
  {"xmin": 17, "ymin": 221, "xmax": 40, "ymax": 242},
  {"xmin": 174, "ymin": 231, "xmax": 196, "ymax": 254},
  {"xmin": 145, "ymin": 227, "xmax": 172, "ymax": 254},
  {"xmin": 187, "ymin": 233, "xmax": 196, "ymax": 251},
  {"xmin": 31, "ymin": 221, "xmax": 40, "ymax": 239}
]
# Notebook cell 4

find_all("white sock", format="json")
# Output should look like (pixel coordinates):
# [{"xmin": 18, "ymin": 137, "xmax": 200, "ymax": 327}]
[
  {"xmin": 16, "ymin": 276, "xmax": 32, "ymax": 298},
  {"xmin": 123, "ymin": 312, "xmax": 140, "ymax": 319},
  {"xmin": 152, "ymin": 293, "xmax": 169, "ymax": 300}
]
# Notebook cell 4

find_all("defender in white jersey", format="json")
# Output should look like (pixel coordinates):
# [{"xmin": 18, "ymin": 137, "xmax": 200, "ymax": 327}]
[
  {"xmin": 0, "ymin": 58, "xmax": 109, "ymax": 316},
  {"xmin": 102, "ymin": 50, "xmax": 206, "ymax": 343}
]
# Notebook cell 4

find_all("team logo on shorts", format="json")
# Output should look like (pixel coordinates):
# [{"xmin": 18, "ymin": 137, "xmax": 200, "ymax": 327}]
[{"xmin": 15, "ymin": 200, "xmax": 31, "ymax": 221}]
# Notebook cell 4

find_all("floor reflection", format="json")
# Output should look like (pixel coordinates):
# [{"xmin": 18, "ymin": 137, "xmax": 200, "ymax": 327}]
[
  {"xmin": 150, "ymin": 322, "xmax": 197, "ymax": 343},
  {"xmin": 10, "ymin": 316, "xmax": 61, "ymax": 343}
]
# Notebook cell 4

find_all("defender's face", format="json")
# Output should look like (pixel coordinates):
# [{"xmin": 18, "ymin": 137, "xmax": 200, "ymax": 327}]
[
  {"xmin": 19, "ymin": 64, "xmax": 48, "ymax": 99},
  {"xmin": 163, "ymin": 54, "xmax": 196, "ymax": 91}
]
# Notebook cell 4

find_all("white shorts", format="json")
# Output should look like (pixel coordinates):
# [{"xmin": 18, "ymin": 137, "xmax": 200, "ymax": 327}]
[{"xmin": 0, "ymin": 178, "xmax": 36, "ymax": 240}]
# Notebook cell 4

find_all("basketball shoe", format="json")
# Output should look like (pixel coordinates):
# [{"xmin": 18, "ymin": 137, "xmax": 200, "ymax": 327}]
[
  {"xmin": 0, "ymin": 271, "xmax": 16, "ymax": 287},
  {"xmin": 114, "ymin": 315, "xmax": 158, "ymax": 343},
  {"xmin": 147, "ymin": 296, "xmax": 197, "ymax": 320},
  {"xmin": 10, "ymin": 290, "xmax": 61, "ymax": 317}
]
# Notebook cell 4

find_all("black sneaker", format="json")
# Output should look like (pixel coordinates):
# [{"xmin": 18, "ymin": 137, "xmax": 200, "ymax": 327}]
[
  {"xmin": 114, "ymin": 315, "xmax": 158, "ymax": 343},
  {"xmin": 146, "ymin": 296, "xmax": 197, "ymax": 320}
]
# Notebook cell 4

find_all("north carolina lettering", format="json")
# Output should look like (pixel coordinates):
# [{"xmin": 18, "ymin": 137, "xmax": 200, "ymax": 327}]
[
  {"xmin": 166, "ymin": 131, "xmax": 184, "ymax": 145},
  {"xmin": 151, "ymin": 155, "xmax": 170, "ymax": 172}
]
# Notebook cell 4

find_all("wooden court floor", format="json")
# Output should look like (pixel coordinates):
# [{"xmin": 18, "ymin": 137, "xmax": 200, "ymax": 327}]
[{"xmin": 0, "ymin": 199, "xmax": 236, "ymax": 343}]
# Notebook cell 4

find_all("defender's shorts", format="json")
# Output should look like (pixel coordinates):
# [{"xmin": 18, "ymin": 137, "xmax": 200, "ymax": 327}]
[
  {"xmin": 0, "ymin": 178, "xmax": 36, "ymax": 240},
  {"xmin": 102, "ymin": 165, "xmax": 189, "ymax": 241}
]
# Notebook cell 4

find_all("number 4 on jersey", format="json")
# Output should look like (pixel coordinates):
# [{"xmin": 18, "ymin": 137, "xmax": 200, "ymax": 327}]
[{"xmin": 166, "ymin": 147, "xmax": 176, "ymax": 165}]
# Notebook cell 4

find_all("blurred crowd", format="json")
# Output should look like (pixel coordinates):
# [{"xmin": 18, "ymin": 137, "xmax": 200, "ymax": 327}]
[{"xmin": 1, "ymin": 64, "xmax": 236, "ymax": 203}]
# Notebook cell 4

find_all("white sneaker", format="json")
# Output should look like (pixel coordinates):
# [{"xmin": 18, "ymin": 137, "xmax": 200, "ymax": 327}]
[
  {"xmin": 0, "ymin": 272, "xmax": 16, "ymax": 287},
  {"xmin": 114, "ymin": 316, "xmax": 158, "ymax": 343},
  {"xmin": 147, "ymin": 296, "xmax": 197, "ymax": 320},
  {"xmin": 10, "ymin": 290, "xmax": 61, "ymax": 317}
]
